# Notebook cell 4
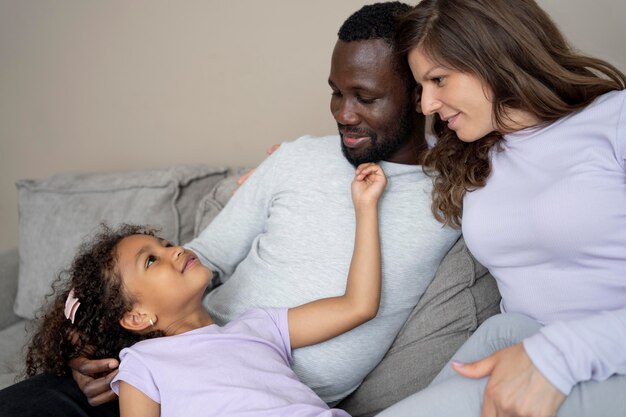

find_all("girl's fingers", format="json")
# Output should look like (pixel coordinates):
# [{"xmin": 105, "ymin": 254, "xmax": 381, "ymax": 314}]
[
  {"xmin": 355, "ymin": 163, "xmax": 380, "ymax": 179},
  {"xmin": 355, "ymin": 162, "xmax": 375, "ymax": 174}
]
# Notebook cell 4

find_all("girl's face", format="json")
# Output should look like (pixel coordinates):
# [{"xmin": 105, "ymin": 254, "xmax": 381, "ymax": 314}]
[
  {"xmin": 407, "ymin": 47, "xmax": 496, "ymax": 142},
  {"xmin": 116, "ymin": 234, "xmax": 212, "ymax": 330}
]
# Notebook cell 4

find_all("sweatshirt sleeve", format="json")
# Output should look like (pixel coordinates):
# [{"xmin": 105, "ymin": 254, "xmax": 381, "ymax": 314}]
[
  {"xmin": 184, "ymin": 142, "xmax": 287, "ymax": 281},
  {"xmin": 611, "ymin": 88, "xmax": 626, "ymax": 170},
  {"xmin": 523, "ymin": 306, "xmax": 626, "ymax": 395}
]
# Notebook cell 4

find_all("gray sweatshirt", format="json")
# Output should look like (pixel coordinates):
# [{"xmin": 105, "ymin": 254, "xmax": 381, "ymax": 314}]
[{"xmin": 186, "ymin": 135, "xmax": 459, "ymax": 403}]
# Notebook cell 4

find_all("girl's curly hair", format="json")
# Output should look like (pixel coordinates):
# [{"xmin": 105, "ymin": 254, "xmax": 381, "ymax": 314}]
[{"xmin": 25, "ymin": 224, "xmax": 165, "ymax": 377}]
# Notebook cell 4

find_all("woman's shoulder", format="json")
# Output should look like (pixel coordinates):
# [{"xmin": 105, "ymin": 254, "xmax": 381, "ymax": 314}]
[
  {"xmin": 585, "ymin": 89, "xmax": 626, "ymax": 116},
  {"xmin": 558, "ymin": 89, "xmax": 626, "ymax": 127}
]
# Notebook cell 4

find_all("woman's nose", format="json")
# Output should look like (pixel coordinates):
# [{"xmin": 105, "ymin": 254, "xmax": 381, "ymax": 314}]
[{"xmin": 420, "ymin": 88, "xmax": 441, "ymax": 116}]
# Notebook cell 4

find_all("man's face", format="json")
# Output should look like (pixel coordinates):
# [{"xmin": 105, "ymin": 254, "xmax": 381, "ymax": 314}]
[{"xmin": 329, "ymin": 39, "xmax": 419, "ymax": 166}]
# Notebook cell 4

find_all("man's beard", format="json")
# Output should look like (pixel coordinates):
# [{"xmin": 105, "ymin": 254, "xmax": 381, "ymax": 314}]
[{"xmin": 340, "ymin": 103, "xmax": 414, "ymax": 167}]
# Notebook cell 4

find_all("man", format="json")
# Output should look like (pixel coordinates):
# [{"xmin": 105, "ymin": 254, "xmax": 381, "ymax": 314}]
[{"xmin": 0, "ymin": 3, "xmax": 499, "ymax": 417}]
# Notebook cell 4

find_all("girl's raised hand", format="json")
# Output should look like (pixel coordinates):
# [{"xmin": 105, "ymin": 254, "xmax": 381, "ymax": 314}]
[{"xmin": 352, "ymin": 163, "xmax": 387, "ymax": 208}]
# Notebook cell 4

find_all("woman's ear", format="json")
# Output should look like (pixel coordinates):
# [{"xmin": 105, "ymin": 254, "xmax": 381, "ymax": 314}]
[{"xmin": 119, "ymin": 309, "xmax": 154, "ymax": 332}]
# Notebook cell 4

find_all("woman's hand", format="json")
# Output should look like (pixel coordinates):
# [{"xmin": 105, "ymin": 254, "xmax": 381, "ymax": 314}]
[
  {"xmin": 453, "ymin": 343, "xmax": 566, "ymax": 417},
  {"xmin": 352, "ymin": 163, "xmax": 387, "ymax": 208}
]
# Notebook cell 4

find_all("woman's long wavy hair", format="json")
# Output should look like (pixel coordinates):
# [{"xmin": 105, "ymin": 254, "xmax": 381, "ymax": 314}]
[
  {"xmin": 396, "ymin": 0, "xmax": 626, "ymax": 227},
  {"xmin": 24, "ymin": 224, "xmax": 165, "ymax": 378}
]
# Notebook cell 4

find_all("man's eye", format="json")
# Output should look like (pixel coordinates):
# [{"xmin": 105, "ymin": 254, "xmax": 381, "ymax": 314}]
[
  {"xmin": 331, "ymin": 91, "xmax": 341, "ymax": 97},
  {"xmin": 146, "ymin": 255, "xmax": 157, "ymax": 268},
  {"xmin": 357, "ymin": 96, "xmax": 376, "ymax": 104}
]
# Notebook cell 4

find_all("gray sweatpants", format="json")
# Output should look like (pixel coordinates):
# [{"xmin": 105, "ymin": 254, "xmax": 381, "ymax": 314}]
[{"xmin": 377, "ymin": 313, "xmax": 626, "ymax": 417}]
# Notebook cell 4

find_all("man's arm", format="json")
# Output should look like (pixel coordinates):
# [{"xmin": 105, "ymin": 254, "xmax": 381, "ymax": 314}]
[
  {"xmin": 185, "ymin": 142, "xmax": 286, "ymax": 279},
  {"xmin": 236, "ymin": 144, "xmax": 281, "ymax": 186},
  {"xmin": 68, "ymin": 357, "xmax": 119, "ymax": 406}
]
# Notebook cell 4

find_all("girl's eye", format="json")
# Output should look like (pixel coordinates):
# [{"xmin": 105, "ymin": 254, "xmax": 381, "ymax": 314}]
[{"xmin": 146, "ymin": 255, "xmax": 157, "ymax": 268}]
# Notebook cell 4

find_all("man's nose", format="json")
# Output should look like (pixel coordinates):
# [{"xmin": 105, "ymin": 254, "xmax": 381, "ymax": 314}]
[{"xmin": 333, "ymin": 99, "xmax": 360, "ymax": 125}]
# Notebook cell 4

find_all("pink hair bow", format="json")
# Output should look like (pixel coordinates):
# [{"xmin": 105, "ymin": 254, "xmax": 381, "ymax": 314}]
[{"xmin": 64, "ymin": 288, "xmax": 81, "ymax": 324}]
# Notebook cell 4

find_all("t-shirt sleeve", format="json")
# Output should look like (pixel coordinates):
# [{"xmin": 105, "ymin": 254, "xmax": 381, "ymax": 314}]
[
  {"xmin": 238, "ymin": 308, "xmax": 292, "ymax": 364},
  {"xmin": 110, "ymin": 347, "xmax": 161, "ymax": 404}
]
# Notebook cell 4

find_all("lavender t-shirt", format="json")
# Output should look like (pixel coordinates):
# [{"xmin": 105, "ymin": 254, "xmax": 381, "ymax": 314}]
[{"xmin": 111, "ymin": 309, "xmax": 349, "ymax": 417}]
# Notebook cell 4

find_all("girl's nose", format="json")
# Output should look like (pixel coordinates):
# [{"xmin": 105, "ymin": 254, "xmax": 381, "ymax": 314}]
[{"xmin": 170, "ymin": 245, "xmax": 184, "ymax": 259}]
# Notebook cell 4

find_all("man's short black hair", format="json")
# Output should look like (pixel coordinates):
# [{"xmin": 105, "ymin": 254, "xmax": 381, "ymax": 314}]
[
  {"xmin": 338, "ymin": 2, "xmax": 415, "ymax": 89},
  {"xmin": 338, "ymin": 2, "xmax": 411, "ymax": 46}
]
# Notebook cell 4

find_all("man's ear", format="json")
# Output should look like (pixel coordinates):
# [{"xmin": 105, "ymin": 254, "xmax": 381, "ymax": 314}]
[
  {"xmin": 120, "ymin": 309, "xmax": 154, "ymax": 332},
  {"xmin": 413, "ymin": 85, "xmax": 423, "ymax": 114}
]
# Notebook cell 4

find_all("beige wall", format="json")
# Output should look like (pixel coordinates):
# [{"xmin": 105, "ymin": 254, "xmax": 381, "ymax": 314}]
[{"xmin": 1, "ymin": 0, "xmax": 625, "ymax": 252}]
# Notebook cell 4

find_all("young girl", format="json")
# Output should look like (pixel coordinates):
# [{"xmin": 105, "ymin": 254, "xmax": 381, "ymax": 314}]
[
  {"xmin": 25, "ymin": 163, "xmax": 387, "ymax": 417},
  {"xmin": 378, "ymin": 1, "xmax": 626, "ymax": 417}
]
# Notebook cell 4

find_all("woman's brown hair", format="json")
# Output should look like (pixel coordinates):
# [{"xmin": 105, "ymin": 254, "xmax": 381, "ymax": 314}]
[
  {"xmin": 24, "ymin": 224, "xmax": 165, "ymax": 378},
  {"xmin": 396, "ymin": 0, "xmax": 626, "ymax": 227}
]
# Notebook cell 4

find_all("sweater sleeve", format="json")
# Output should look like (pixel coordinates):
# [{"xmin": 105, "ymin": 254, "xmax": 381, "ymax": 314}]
[
  {"xmin": 617, "ymin": 89, "xmax": 626, "ymax": 170},
  {"xmin": 523, "ymin": 306, "xmax": 626, "ymax": 395},
  {"xmin": 184, "ymin": 142, "xmax": 287, "ymax": 281}
]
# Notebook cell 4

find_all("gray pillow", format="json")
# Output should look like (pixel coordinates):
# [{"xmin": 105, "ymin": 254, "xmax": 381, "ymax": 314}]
[
  {"xmin": 14, "ymin": 165, "xmax": 227, "ymax": 319},
  {"xmin": 338, "ymin": 236, "xmax": 501, "ymax": 417},
  {"xmin": 193, "ymin": 168, "xmax": 250, "ymax": 236}
]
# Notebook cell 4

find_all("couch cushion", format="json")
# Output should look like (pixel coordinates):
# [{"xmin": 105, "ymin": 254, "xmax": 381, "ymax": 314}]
[
  {"xmin": 0, "ymin": 320, "xmax": 29, "ymax": 390},
  {"xmin": 15, "ymin": 165, "xmax": 227, "ymax": 320},
  {"xmin": 337, "ymin": 236, "xmax": 501, "ymax": 417},
  {"xmin": 0, "ymin": 248, "xmax": 20, "ymax": 330},
  {"xmin": 194, "ymin": 168, "xmax": 249, "ymax": 236}
]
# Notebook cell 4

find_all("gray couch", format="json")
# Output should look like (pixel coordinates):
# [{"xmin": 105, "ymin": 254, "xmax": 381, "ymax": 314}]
[{"xmin": 0, "ymin": 165, "xmax": 501, "ymax": 417}]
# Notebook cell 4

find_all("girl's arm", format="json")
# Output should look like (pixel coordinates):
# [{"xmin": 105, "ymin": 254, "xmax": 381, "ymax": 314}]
[
  {"xmin": 119, "ymin": 381, "xmax": 160, "ymax": 417},
  {"xmin": 288, "ymin": 163, "xmax": 386, "ymax": 349}
]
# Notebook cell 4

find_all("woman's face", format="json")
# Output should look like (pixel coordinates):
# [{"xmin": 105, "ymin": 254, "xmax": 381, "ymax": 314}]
[{"xmin": 408, "ymin": 47, "xmax": 496, "ymax": 142}]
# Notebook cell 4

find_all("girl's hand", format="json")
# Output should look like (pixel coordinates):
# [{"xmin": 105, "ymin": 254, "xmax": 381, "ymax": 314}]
[
  {"xmin": 352, "ymin": 163, "xmax": 387, "ymax": 208},
  {"xmin": 453, "ymin": 343, "xmax": 566, "ymax": 417}
]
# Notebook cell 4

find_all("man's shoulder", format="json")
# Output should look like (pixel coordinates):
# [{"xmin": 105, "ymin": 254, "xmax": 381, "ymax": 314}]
[
  {"xmin": 270, "ymin": 135, "xmax": 343, "ymax": 171},
  {"xmin": 282, "ymin": 134, "xmax": 340, "ymax": 154}
]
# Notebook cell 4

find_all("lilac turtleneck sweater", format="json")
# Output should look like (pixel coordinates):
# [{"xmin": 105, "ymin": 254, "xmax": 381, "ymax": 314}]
[{"xmin": 462, "ymin": 89, "xmax": 626, "ymax": 395}]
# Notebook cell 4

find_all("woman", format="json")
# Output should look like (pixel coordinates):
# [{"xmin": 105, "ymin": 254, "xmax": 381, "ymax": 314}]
[{"xmin": 378, "ymin": 1, "xmax": 626, "ymax": 416}]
